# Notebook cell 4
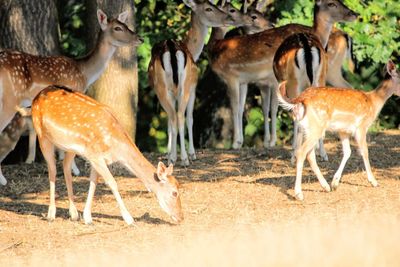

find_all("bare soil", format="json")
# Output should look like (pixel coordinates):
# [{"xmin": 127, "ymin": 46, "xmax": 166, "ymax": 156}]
[{"xmin": 0, "ymin": 130, "xmax": 399, "ymax": 266}]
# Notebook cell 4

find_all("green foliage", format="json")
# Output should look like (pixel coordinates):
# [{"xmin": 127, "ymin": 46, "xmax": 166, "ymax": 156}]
[
  {"xmin": 277, "ymin": 0, "xmax": 400, "ymax": 66},
  {"xmin": 58, "ymin": 1, "xmax": 86, "ymax": 57},
  {"xmin": 58, "ymin": 0, "xmax": 400, "ymax": 151},
  {"xmin": 135, "ymin": 0, "xmax": 191, "ymax": 89}
]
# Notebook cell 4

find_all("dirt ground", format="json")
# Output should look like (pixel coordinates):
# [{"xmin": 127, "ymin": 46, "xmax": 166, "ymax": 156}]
[{"xmin": 0, "ymin": 130, "xmax": 399, "ymax": 266}]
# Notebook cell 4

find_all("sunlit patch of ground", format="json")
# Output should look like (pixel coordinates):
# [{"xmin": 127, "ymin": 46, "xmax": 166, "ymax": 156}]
[{"xmin": 0, "ymin": 130, "xmax": 399, "ymax": 266}]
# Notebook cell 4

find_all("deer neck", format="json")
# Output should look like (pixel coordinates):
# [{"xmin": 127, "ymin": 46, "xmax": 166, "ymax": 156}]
[
  {"xmin": 369, "ymin": 78, "xmax": 396, "ymax": 116},
  {"xmin": 77, "ymin": 32, "xmax": 116, "ymax": 89},
  {"xmin": 122, "ymin": 140, "xmax": 160, "ymax": 193},
  {"xmin": 208, "ymin": 27, "xmax": 229, "ymax": 49},
  {"xmin": 313, "ymin": 9, "xmax": 334, "ymax": 49},
  {"xmin": 184, "ymin": 13, "xmax": 209, "ymax": 62}
]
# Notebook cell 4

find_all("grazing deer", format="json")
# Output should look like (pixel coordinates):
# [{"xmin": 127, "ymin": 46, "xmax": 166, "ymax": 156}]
[
  {"xmin": 31, "ymin": 86, "xmax": 183, "ymax": 224},
  {"xmin": 277, "ymin": 60, "xmax": 400, "ymax": 201},
  {"xmin": 0, "ymin": 9, "xmax": 143, "ymax": 185},
  {"xmin": 148, "ymin": 0, "xmax": 236, "ymax": 166},
  {"xmin": 210, "ymin": 0, "xmax": 357, "ymax": 149}
]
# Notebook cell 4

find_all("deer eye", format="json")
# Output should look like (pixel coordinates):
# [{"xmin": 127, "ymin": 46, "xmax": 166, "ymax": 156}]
[
  {"xmin": 327, "ymin": 3, "xmax": 337, "ymax": 8},
  {"xmin": 251, "ymin": 15, "xmax": 258, "ymax": 20},
  {"xmin": 114, "ymin": 26, "xmax": 123, "ymax": 31},
  {"xmin": 205, "ymin": 7, "xmax": 213, "ymax": 12},
  {"xmin": 172, "ymin": 191, "xmax": 178, "ymax": 198},
  {"xmin": 229, "ymin": 9, "xmax": 236, "ymax": 13}
]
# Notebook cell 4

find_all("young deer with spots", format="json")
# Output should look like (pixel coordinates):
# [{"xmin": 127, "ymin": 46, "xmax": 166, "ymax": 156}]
[
  {"xmin": 148, "ymin": 0, "xmax": 236, "ymax": 166},
  {"xmin": 31, "ymin": 86, "xmax": 183, "ymax": 225},
  {"xmin": 210, "ymin": 0, "xmax": 357, "ymax": 149},
  {"xmin": 0, "ymin": 9, "xmax": 143, "ymax": 184},
  {"xmin": 277, "ymin": 60, "xmax": 400, "ymax": 201},
  {"xmin": 273, "ymin": 1, "xmax": 357, "ymax": 163}
]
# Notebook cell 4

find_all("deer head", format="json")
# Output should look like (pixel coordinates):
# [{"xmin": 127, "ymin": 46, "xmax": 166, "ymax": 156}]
[
  {"xmin": 386, "ymin": 60, "xmax": 400, "ymax": 96},
  {"xmin": 315, "ymin": 0, "xmax": 359, "ymax": 22},
  {"xmin": 218, "ymin": 0, "xmax": 253, "ymax": 26},
  {"xmin": 154, "ymin": 162, "xmax": 183, "ymax": 223},
  {"xmin": 97, "ymin": 9, "xmax": 143, "ymax": 47},
  {"xmin": 243, "ymin": 0, "xmax": 273, "ymax": 31},
  {"xmin": 182, "ymin": 0, "xmax": 235, "ymax": 27}
]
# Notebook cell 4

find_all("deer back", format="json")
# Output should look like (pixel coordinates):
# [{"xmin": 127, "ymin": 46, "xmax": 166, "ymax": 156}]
[
  {"xmin": 0, "ymin": 51, "xmax": 86, "ymax": 98},
  {"xmin": 148, "ymin": 40, "xmax": 197, "ymax": 97},
  {"xmin": 31, "ymin": 86, "xmax": 129, "ymax": 156}
]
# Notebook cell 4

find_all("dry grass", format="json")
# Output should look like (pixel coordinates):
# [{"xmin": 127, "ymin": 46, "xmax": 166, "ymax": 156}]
[{"xmin": 0, "ymin": 130, "xmax": 400, "ymax": 266}]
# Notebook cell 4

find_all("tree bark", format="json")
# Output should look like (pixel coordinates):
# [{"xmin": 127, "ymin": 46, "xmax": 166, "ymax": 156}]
[
  {"xmin": 84, "ymin": 0, "xmax": 139, "ymax": 141},
  {"xmin": 0, "ymin": 0, "xmax": 60, "ymax": 164},
  {"xmin": 0, "ymin": 0, "xmax": 60, "ymax": 55}
]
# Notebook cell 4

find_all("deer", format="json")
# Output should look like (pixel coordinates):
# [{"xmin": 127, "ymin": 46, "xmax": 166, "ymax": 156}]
[
  {"xmin": 209, "ymin": 0, "xmax": 358, "ymax": 150},
  {"xmin": 31, "ymin": 85, "xmax": 183, "ymax": 225},
  {"xmin": 326, "ymin": 27, "xmax": 356, "ymax": 88},
  {"xmin": 0, "ymin": 9, "xmax": 143, "ymax": 185},
  {"xmin": 277, "ymin": 60, "xmax": 400, "ymax": 201},
  {"xmin": 0, "ymin": 107, "xmax": 32, "ymax": 186},
  {"xmin": 148, "ymin": 0, "xmax": 241, "ymax": 166},
  {"xmin": 272, "ymin": 6, "xmax": 358, "ymax": 163},
  {"xmin": 273, "ymin": 32, "xmax": 329, "ymax": 163}
]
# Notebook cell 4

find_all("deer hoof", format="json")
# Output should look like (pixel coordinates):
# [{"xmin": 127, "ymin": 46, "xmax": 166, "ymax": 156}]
[
  {"xmin": 232, "ymin": 141, "xmax": 242, "ymax": 149},
  {"xmin": 331, "ymin": 179, "xmax": 340, "ymax": 191},
  {"xmin": 295, "ymin": 192, "xmax": 304, "ymax": 201},
  {"xmin": 189, "ymin": 153, "xmax": 197, "ymax": 161},
  {"xmin": 181, "ymin": 158, "xmax": 190, "ymax": 167},
  {"xmin": 370, "ymin": 180, "xmax": 379, "ymax": 187}
]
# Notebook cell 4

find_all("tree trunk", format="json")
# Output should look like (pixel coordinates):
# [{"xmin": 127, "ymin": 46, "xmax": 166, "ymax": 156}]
[
  {"xmin": 0, "ymin": 0, "xmax": 60, "ymax": 55},
  {"xmin": 0, "ymin": 0, "xmax": 59, "ymax": 164},
  {"xmin": 194, "ymin": 67, "xmax": 233, "ymax": 149},
  {"xmin": 84, "ymin": 0, "xmax": 139, "ymax": 141}
]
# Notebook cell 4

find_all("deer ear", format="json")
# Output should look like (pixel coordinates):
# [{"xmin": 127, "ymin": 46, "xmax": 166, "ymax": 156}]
[
  {"xmin": 387, "ymin": 60, "xmax": 398, "ymax": 78},
  {"xmin": 97, "ymin": 9, "xmax": 108, "ymax": 30},
  {"xmin": 165, "ymin": 164, "xmax": 174, "ymax": 176},
  {"xmin": 156, "ymin": 162, "xmax": 168, "ymax": 183},
  {"xmin": 182, "ymin": 0, "xmax": 197, "ymax": 10},
  {"xmin": 118, "ymin": 10, "xmax": 129, "ymax": 23}
]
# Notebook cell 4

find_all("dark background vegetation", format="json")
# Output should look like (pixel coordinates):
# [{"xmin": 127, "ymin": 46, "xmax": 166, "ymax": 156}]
[{"xmin": 5, "ymin": 0, "xmax": 400, "ymax": 160}]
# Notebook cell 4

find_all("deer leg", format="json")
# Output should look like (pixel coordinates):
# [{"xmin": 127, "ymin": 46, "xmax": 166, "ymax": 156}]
[
  {"xmin": 294, "ymin": 134, "xmax": 319, "ymax": 201},
  {"xmin": 186, "ymin": 85, "xmax": 196, "ymax": 161},
  {"xmin": 83, "ymin": 167, "xmax": 98, "ymax": 225},
  {"xmin": 58, "ymin": 149, "xmax": 80, "ymax": 176},
  {"xmin": 260, "ymin": 84, "xmax": 271, "ymax": 148},
  {"xmin": 38, "ymin": 137, "xmax": 57, "ymax": 221},
  {"xmin": 177, "ymin": 94, "xmax": 189, "ymax": 167},
  {"xmin": 269, "ymin": 81, "xmax": 279, "ymax": 147},
  {"xmin": 226, "ymin": 80, "xmax": 241, "ymax": 149},
  {"xmin": 158, "ymin": 93, "xmax": 177, "ymax": 165},
  {"xmin": 355, "ymin": 130, "xmax": 378, "ymax": 187},
  {"xmin": 306, "ymin": 147, "xmax": 331, "ymax": 192},
  {"xmin": 0, "ymin": 167, "xmax": 6, "ymax": 186},
  {"xmin": 62, "ymin": 152, "xmax": 79, "ymax": 221},
  {"xmin": 316, "ymin": 138, "xmax": 329, "ymax": 162},
  {"xmin": 90, "ymin": 159, "xmax": 134, "ymax": 225},
  {"xmin": 25, "ymin": 118, "xmax": 36, "ymax": 164},
  {"xmin": 331, "ymin": 133, "xmax": 351, "ymax": 190},
  {"xmin": 291, "ymin": 121, "xmax": 300, "ymax": 163},
  {"xmin": 238, "ymin": 83, "xmax": 248, "ymax": 146}
]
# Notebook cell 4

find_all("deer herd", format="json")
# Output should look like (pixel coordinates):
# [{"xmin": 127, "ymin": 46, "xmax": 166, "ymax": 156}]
[{"xmin": 0, "ymin": 0, "xmax": 398, "ymax": 225}]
